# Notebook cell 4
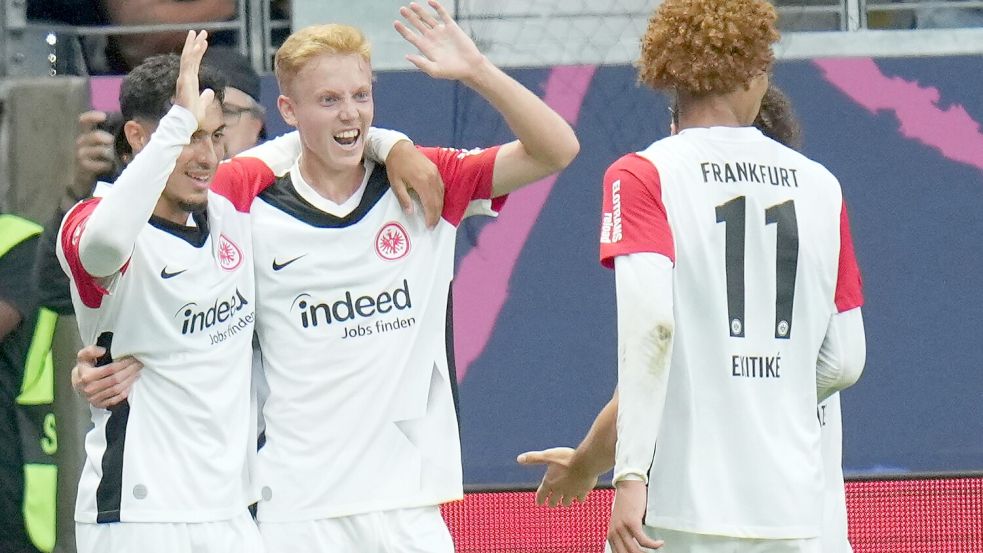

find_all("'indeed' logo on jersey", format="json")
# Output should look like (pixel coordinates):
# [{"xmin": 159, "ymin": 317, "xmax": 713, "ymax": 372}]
[
  {"xmin": 176, "ymin": 288, "xmax": 251, "ymax": 335},
  {"xmin": 291, "ymin": 279, "xmax": 412, "ymax": 329}
]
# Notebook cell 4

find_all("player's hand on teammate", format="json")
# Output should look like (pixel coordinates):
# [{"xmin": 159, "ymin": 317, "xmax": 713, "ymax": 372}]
[
  {"xmin": 73, "ymin": 111, "xmax": 116, "ymax": 195},
  {"xmin": 175, "ymin": 30, "xmax": 215, "ymax": 124},
  {"xmin": 72, "ymin": 345, "xmax": 142, "ymax": 409},
  {"xmin": 517, "ymin": 447, "xmax": 598, "ymax": 507},
  {"xmin": 608, "ymin": 480, "xmax": 664, "ymax": 553},
  {"xmin": 386, "ymin": 140, "xmax": 445, "ymax": 228},
  {"xmin": 394, "ymin": 0, "xmax": 486, "ymax": 83}
]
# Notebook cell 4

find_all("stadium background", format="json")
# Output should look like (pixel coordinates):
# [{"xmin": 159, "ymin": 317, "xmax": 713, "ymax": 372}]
[
  {"xmin": 87, "ymin": 52, "xmax": 983, "ymax": 553},
  {"xmin": 3, "ymin": 0, "xmax": 983, "ymax": 551}
]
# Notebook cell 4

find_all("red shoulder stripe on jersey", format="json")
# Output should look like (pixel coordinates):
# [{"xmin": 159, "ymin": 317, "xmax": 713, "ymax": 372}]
[
  {"xmin": 420, "ymin": 145, "xmax": 502, "ymax": 227},
  {"xmin": 599, "ymin": 153, "xmax": 675, "ymax": 269},
  {"xmin": 210, "ymin": 156, "xmax": 277, "ymax": 212},
  {"xmin": 60, "ymin": 198, "xmax": 112, "ymax": 309},
  {"xmin": 835, "ymin": 201, "xmax": 864, "ymax": 312}
]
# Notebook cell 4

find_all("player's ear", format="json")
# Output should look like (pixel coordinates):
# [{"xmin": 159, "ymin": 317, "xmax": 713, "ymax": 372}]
[
  {"xmin": 277, "ymin": 95, "xmax": 298, "ymax": 128},
  {"xmin": 123, "ymin": 120, "xmax": 149, "ymax": 155}
]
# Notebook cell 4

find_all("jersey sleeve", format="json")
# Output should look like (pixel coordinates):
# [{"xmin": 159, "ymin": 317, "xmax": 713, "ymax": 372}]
[
  {"xmin": 59, "ymin": 198, "xmax": 116, "ymax": 309},
  {"xmin": 834, "ymin": 201, "xmax": 863, "ymax": 312},
  {"xmin": 419, "ymin": 145, "xmax": 503, "ymax": 227},
  {"xmin": 209, "ymin": 156, "xmax": 277, "ymax": 212},
  {"xmin": 599, "ymin": 153, "xmax": 674, "ymax": 269}
]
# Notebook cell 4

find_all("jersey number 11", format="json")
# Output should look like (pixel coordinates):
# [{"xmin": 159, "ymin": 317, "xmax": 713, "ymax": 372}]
[{"xmin": 716, "ymin": 196, "xmax": 798, "ymax": 340}]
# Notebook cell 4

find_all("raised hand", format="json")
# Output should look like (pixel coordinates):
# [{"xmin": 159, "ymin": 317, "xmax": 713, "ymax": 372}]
[
  {"xmin": 393, "ymin": 0, "xmax": 485, "ymax": 82},
  {"xmin": 517, "ymin": 447, "xmax": 599, "ymax": 507},
  {"xmin": 174, "ymin": 30, "xmax": 215, "ymax": 124}
]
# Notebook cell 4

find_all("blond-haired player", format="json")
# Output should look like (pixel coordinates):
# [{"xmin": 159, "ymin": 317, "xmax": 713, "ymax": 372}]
[{"xmin": 248, "ymin": 2, "xmax": 578, "ymax": 552}]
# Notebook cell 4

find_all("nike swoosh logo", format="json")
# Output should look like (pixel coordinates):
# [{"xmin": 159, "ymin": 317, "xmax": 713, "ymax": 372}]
[
  {"xmin": 272, "ymin": 254, "xmax": 307, "ymax": 271},
  {"xmin": 160, "ymin": 267, "xmax": 187, "ymax": 279}
]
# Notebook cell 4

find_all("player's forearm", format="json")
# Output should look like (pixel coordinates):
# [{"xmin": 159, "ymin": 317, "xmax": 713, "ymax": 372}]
[
  {"xmin": 79, "ymin": 105, "xmax": 196, "ymax": 277},
  {"xmin": 570, "ymin": 391, "xmax": 618, "ymax": 478},
  {"xmin": 463, "ymin": 58, "xmax": 579, "ymax": 175},
  {"xmin": 364, "ymin": 128, "xmax": 411, "ymax": 165},
  {"xmin": 612, "ymin": 254, "xmax": 675, "ymax": 483},
  {"xmin": 235, "ymin": 130, "xmax": 301, "ymax": 177},
  {"xmin": 816, "ymin": 307, "xmax": 866, "ymax": 402}
]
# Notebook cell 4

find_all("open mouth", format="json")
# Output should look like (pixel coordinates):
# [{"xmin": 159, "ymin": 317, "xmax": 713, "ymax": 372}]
[{"xmin": 334, "ymin": 129, "xmax": 360, "ymax": 147}]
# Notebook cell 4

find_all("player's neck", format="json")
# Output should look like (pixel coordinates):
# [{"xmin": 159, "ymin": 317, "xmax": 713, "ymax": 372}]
[
  {"xmin": 153, "ymin": 198, "xmax": 195, "ymax": 226},
  {"xmin": 677, "ymin": 92, "xmax": 758, "ymax": 130},
  {"xmin": 297, "ymin": 151, "xmax": 366, "ymax": 205}
]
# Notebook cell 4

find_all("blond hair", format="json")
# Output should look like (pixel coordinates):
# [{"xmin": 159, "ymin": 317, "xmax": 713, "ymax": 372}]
[
  {"xmin": 275, "ymin": 24, "xmax": 372, "ymax": 94},
  {"xmin": 637, "ymin": 0, "xmax": 779, "ymax": 95}
]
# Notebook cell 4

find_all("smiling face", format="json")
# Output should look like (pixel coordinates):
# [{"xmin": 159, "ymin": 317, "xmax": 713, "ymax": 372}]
[
  {"xmin": 126, "ymin": 98, "xmax": 226, "ymax": 222},
  {"xmin": 277, "ymin": 53, "xmax": 374, "ymax": 176}
]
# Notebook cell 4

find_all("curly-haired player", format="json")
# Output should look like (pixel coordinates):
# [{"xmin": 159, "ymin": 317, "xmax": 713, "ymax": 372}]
[
  {"xmin": 596, "ymin": 0, "xmax": 866, "ymax": 551},
  {"xmin": 520, "ymin": 83, "xmax": 855, "ymax": 553}
]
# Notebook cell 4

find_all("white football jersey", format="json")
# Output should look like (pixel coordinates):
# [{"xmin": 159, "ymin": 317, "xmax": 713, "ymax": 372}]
[
  {"xmin": 599, "ymin": 127, "xmax": 863, "ymax": 538},
  {"xmin": 251, "ymin": 146, "xmax": 501, "ymax": 522},
  {"xmin": 819, "ymin": 393, "xmax": 853, "ymax": 552},
  {"xmin": 59, "ymin": 152, "xmax": 277, "ymax": 523}
]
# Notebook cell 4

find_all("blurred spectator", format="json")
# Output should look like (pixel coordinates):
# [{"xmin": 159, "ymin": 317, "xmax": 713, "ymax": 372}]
[
  {"xmin": 0, "ymin": 214, "xmax": 44, "ymax": 553},
  {"xmin": 916, "ymin": 1, "xmax": 983, "ymax": 28},
  {"xmin": 28, "ymin": 0, "xmax": 236, "ymax": 74},
  {"xmin": 204, "ymin": 47, "xmax": 266, "ymax": 156},
  {"xmin": 34, "ymin": 111, "xmax": 121, "ymax": 316}
]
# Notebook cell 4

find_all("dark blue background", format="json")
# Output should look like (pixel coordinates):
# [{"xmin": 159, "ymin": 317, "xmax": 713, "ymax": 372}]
[{"xmin": 260, "ymin": 57, "xmax": 983, "ymax": 484}]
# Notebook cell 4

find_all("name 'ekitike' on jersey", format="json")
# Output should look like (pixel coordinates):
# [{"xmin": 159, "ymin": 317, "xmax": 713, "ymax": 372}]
[{"xmin": 700, "ymin": 161, "xmax": 800, "ymax": 187}]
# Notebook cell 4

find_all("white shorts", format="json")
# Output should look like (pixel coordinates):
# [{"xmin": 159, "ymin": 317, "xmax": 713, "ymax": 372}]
[
  {"xmin": 259, "ymin": 505, "xmax": 454, "ymax": 553},
  {"xmin": 76, "ymin": 511, "xmax": 263, "ymax": 553},
  {"xmin": 605, "ymin": 526, "xmax": 821, "ymax": 553}
]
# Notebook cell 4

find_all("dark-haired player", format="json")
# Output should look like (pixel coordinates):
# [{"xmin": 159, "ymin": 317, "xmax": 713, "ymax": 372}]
[
  {"xmin": 58, "ymin": 31, "xmax": 424, "ymax": 553},
  {"xmin": 58, "ymin": 31, "xmax": 269, "ymax": 553}
]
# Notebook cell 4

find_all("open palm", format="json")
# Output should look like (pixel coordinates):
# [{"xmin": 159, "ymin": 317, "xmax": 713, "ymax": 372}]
[
  {"xmin": 174, "ymin": 30, "xmax": 215, "ymax": 125},
  {"xmin": 394, "ymin": 0, "xmax": 484, "ymax": 81}
]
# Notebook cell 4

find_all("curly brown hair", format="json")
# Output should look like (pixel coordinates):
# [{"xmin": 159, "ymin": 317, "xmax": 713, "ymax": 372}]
[
  {"xmin": 754, "ymin": 85, "xmax": 803, "ymax": 150},
  {"xmin": 637, "ymin": 0, "xmax": 779, "ymax": 95}
]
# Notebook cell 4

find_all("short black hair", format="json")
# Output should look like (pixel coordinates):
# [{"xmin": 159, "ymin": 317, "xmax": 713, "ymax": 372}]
[{"xmin": 119, "ymin": 53, "xmax": 226, "ymax": 123}]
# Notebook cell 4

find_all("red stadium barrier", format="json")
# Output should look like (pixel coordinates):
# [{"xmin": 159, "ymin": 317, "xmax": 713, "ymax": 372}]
[{"xmin": 441, "ymin": 476, "xmax": 983, "ymax": 552}]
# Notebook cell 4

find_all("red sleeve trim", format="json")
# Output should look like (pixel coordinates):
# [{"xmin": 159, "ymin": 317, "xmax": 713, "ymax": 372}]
[
  {"xmin": 420, "ymin": 145, "xmax": 502, "ymax": 227},
  {"xmin": 835, "ymin": 201, "xmax": 864, "ymax": 312},
  {"xmin": 599, "ymin": 154, "xmax": 674, "ymax": 269},
  {"xmin": 60, "ymin": 199, "xmax": 111, "ymax": 309},
  {"xmin": 210, "ymin": 157, "xmax": 277, "ymax": 212}
]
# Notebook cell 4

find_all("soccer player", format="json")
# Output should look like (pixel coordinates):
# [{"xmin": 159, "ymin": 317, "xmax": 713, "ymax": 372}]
[
  {"xmin": 58, "ymin": 31, "xmax": 267, "ymax": 552},
  {"xmin": 598, "ymin": 0, "xmax": 865, "ymax": 548},
  {"xmin": 519, "ymin": 85, "xmax": 856, "ymax": 553},
  {"xmin": 59, "ymin": 31, "xmax": 438, "ymax": 552},
  {"xmin": 248, "ymin": 2, "xmax": 578, "ymax": 551}
]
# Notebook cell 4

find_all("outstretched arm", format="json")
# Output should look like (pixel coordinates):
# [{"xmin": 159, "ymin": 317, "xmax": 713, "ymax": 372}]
[
  {"xmin": 394, "ymin": 0, "xmax": 579, "ymax": 197},
  {"xmin": 518, "ymin": 389, "xmax": 618, "ymax": 507}
]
